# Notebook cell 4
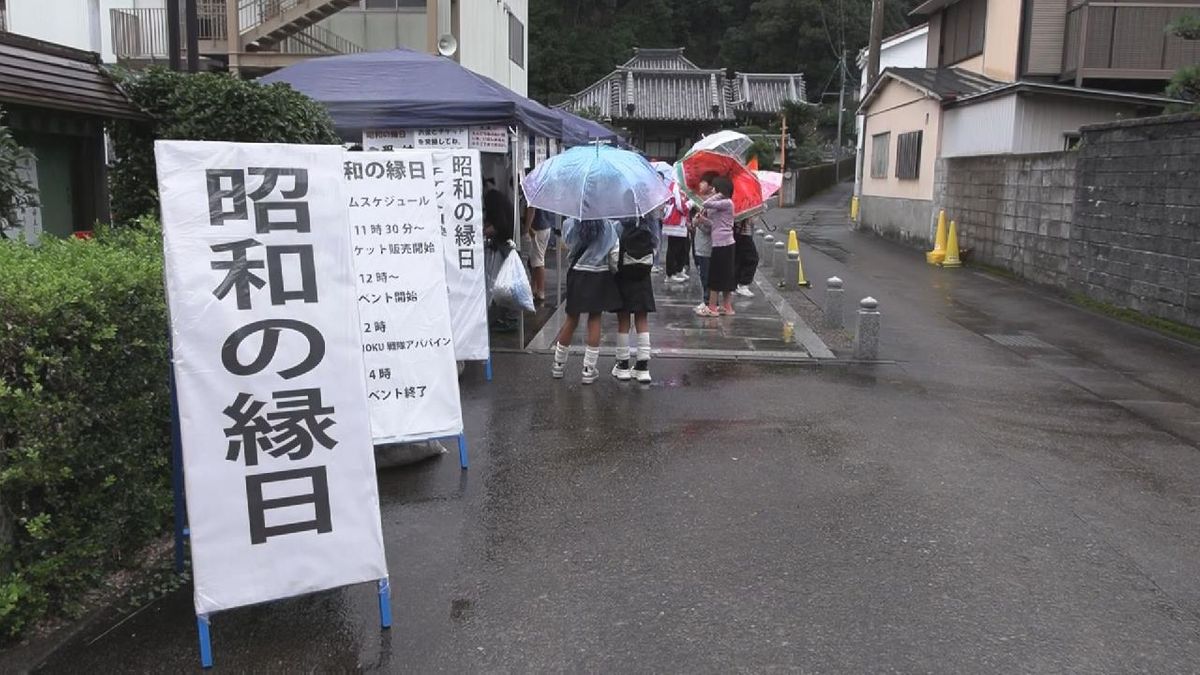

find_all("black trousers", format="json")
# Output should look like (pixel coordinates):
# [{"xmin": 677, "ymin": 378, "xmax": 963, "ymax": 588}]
[
  {"xmin": 734, "ymin": 233, "xmax": 759, "ymax": 286},
  {"xmin": 665, "ymin": 235, "xmax": 690, "ymax": 276}
]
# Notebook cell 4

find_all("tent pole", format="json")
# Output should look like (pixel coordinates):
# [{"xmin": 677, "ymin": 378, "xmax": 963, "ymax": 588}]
[{"xmin": 513, "ymin": 128, "xmax": 524, "ymax": 349}]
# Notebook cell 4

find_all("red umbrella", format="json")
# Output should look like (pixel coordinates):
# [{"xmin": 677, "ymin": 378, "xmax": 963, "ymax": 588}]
[{"xmin": 675, "ymin": 150, "xmax": 766, "ymax": 219}]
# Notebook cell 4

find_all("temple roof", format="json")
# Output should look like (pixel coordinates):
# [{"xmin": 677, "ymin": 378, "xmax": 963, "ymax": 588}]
[{"xmin": 558, "ymin": 47, "xmax": 806, "ymax": 122}]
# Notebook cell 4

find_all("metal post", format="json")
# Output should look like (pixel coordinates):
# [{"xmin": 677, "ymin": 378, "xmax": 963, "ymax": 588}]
[
  {"xmin": 197, "ymin": 614, "xmax": 213, "ymax": 668},
  {"xmin": 225, "ymin": 0, "xmax": 241, "ymax": 75},
  {"xmin": 853, "ymin": 297, "xmax": 881, "ymax": 360},
  {"xmin": 456, "ymin": 433, "xmax": 468, "ymax": 470},
  {"xmin": 824, "ymin": 277, "xmax": 844, "ymax": 329},
  {"xmin": 166, "ymin": 0, "xmax": 182, "ymax": 71},
  {"xmin": 184, "ymin": 0, "xmax": 199, "ymax": 73}
]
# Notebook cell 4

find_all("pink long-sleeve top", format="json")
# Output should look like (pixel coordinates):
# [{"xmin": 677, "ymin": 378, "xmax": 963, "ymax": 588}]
[{"xmin": 702, "ymin": 195, "xmax": 735, "ymax": 247}]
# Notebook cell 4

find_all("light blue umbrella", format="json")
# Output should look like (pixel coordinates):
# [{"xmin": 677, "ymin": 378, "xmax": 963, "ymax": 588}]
[{"xmin": 521, "ymin": 144, "xmax": 671, "ymax": 220}]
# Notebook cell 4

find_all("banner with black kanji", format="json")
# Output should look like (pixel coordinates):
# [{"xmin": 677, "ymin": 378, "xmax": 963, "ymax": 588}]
[
  {"xmin": 343, "ymin": 150, "xmax": 464, "ymax": 443},
  {"xmin": 156, "ymin": 141, "xmax": 387, "ymax": 615}
]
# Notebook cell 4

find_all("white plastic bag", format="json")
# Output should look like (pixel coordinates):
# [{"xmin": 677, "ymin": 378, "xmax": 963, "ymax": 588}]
[{"xmin": 492, "ymin": 248, "xmax": 535, "ymax": 312}]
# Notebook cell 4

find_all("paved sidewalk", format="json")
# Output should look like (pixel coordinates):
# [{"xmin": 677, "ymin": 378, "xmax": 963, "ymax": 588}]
[{"xmin": 527, "ymin": 265, "xmax": 830, "ymax": 361}]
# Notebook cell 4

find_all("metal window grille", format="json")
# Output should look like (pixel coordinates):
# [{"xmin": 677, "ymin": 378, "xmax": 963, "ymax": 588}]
[
  {"xmin": 895, "ymin": 130, "xmax": 922, "ymax": 180},
  {"xmin": 870, "ymin": 133, "xmax": 890, "ymax": 179}
]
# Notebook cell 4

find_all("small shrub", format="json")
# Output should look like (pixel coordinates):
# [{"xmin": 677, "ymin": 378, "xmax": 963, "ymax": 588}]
[
  {"xmin": 109, "ymin": 68, "xmax": 341, "ymax": 224},
  {"xmin": 0, "ymin": 220, "xmax": 170, "ymax": 640}
]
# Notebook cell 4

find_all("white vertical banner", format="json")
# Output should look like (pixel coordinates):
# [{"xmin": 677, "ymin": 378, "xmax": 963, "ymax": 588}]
[
  {"xmin": 343, "ymin": 151, "xmax": 463, "ymax": 442},
  {"xmin": 155, "ymin": 141, "xmax": 387, "ymax": 615},
  {"xmin": 431, "ymin": 150, "xmax": 489, "ymax": 361}
]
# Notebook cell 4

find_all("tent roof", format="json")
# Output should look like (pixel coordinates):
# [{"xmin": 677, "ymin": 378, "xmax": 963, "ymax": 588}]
[{"xmin": 260, "ymin": 48, "xmax": 562, "ymax": 138}]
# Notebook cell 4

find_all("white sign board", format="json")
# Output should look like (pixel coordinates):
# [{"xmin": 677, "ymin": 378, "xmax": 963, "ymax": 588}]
[
  {"xmin": 155, "ymin": 141, "xmax": 387, "ymax": 616},
  {"xmin": 363, "ymin": 129, "xmax": 414, "ymax": 151},
  {"xmin": 534, "ymin": 137, "xmax": 548, "ymax": 166},
  {"xmin": 343, "ymin": 151, "xmax": 464, "ymax": 442},
  {"xmin": 413, "ymin": 127, "xmax": 469, "ymax": 150},
  {"xmin": 469, "ymin": 125, "xmax": 509, "ymax": 154},
  {"xmin": 431, "ymin": 150, "xmax": 490, "ymax": 361}
]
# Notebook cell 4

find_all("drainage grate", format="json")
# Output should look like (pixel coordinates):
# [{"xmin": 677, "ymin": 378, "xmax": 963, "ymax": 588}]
[{"xmin": 984, "ymin": 333, "xmax": 1055, "ymax": 349}]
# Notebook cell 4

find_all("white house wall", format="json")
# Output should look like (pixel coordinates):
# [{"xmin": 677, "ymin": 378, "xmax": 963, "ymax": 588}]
[
  {"xmin": 457, "ymin": 0, "xmax": 527, "ymax": 96},
  {"xmin": 940, "ymin": 94, "xmax": 1018, "ymax": 157},
  {"xmin": 8, "ymin": 0, "xmax": 154, "ymax": 63},
  {"xmin": 1012, "ymin": 95, "xmax": 1142, "ymax": 153}
]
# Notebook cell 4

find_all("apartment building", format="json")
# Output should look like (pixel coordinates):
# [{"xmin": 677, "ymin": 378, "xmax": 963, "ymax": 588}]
[
  {"xmin": 0, "ymin": 0, "xmax": 528, "ymax": 95},
  {"xmin": 856, "ymin": 0, "xmax": 1195, "ymax": 244}
]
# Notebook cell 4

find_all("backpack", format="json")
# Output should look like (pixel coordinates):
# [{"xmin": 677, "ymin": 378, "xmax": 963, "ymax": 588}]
[{"xmin": 618, "ymin": 226, "xmax": 655, "ymax": 277}]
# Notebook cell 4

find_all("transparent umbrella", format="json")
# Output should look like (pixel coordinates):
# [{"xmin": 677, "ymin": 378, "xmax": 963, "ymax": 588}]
[
  {"xmin": 521, "ymin": 144, "xmax": 671, "ymax": 220},
  {"xmin": 687, "ymin": 130, "xmax": 754, "ymax": 162}
]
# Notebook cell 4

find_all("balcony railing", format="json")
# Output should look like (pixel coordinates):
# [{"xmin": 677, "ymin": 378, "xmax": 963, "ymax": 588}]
[
  {"xmin": 1063, "ymin": 1, "xmax": 1200, "ymax": 82},
  {"xmin": 111, "ymin": 4, "xmax": 227, "ymax": 61},
  {"xmin": 111, "ymin": 3, "xmax": 362, "ymax": 61}
]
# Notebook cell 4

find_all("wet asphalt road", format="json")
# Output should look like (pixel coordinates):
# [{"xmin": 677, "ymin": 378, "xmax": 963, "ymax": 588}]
[{"xmin": 33, "ymin": 186, "xmax": 1200, "ymax": 673}]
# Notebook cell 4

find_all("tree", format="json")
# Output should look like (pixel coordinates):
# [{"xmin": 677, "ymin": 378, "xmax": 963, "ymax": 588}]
[
  {"xmin": 0, "ymin": 107, "xmax": 37, "ymax": 241},
  {"xmin": 1166, "ymin": 15, "xmax": 1200, "ymax": 109}
]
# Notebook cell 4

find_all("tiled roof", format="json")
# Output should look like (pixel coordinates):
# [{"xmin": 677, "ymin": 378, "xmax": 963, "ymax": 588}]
[
  {"xmin": 0, "ymin": 32, "xmax": 144, "ymax": 120},
  {"xmin": 885, "ymin": 67, "xmax": 1000, "ymax": 99},
  {"xmin": 559, "ymin": 48, "xmax": 805, "ymax": 122},
  {"xmin": 620, "ymin": 47, "xmax": 701, "ymax": 71}
]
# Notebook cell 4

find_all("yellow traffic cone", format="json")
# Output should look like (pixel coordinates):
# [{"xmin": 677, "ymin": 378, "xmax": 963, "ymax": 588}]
[
  {"xmin": 787, "ymin": 229, "xmax": 810, "ymax": 287},
  {"xmin": 926, "ymin": 209, "xmax": 947, "ymax": 264},
  {"xmin": 941, "ymin": 220, "xmax": 962, "ymax": 268}
]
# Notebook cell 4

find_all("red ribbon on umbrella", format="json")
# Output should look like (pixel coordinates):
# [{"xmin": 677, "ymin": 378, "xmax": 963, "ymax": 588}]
[{"xmin": 675, "ymin": 150, "xmax": 766, "ymax": 219}]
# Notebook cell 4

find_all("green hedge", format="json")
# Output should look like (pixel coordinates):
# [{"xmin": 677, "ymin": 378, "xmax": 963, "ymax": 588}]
[
  {"xmin": 109, "ymin": 68, "xmax": 341, "ymax": 224},
  {"xmin": 0, "ymin": 223, "xmax": 171, "ymax": 640}
]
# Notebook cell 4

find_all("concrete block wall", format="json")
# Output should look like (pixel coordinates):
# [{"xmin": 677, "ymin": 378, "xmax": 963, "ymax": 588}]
[
  {"xmin": 1070, "ymin": 113, "xmax": 1200, "ymax": 328},
  {"xmin": 933, "ymin": 152, "xmax": 1077, "ymax": 289}
]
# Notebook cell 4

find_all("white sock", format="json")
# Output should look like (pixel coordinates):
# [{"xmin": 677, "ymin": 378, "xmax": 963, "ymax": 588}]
[
  {"xmin": 583, "ymin": 346, "xmax": 600, "ymax": 370},
  {"xmin": 636, "ymin": 332, "xmax": 651, "ymax": 362},
  {"xmin": 615, "ymin": 333, "xmax": 630, "ymax": 363},
  {"xmin": 554, "ymin": 342, "xmax": 569, "ymax": 365}
]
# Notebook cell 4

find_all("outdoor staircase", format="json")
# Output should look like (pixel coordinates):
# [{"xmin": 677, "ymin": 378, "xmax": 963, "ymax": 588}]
[{"xmin": 238, "ymin": 0, "xmax": 360, "ymax": 52}]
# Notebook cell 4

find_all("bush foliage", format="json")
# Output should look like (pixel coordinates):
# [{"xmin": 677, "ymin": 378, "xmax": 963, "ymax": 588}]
[
  {"xmin": 109, "ymin": 68, "xmax": 341, "ymax": 224},
  {"xmin": 0, "ymin": 222, "xmax": 170, "ymax": 640}
]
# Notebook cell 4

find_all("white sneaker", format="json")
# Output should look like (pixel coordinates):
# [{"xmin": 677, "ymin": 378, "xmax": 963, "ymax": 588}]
[
  {"xmin": 581, "ymin": 365, "xmax": 599, "ymax": 384},
  {"xmin": 552, "ymin": 361, "xmax": 565, "ymax": 379},
  {"xmin": 633, "ymin": 361, "xmax": 651, "ymax": 383},
  {"xmin": 678, "ymin": 272, "xmax": 690, "ymax": 281},
  {"xmin": 735, "ymin": 285, "xmax": 755, "ymax": 298},
  {"xmin": 651, "ymin": 266, "xmax": 664, "ymax": 275},
  {"xmin": 611, "ymin": 360, "xmax": 632, "ymax": 381},
  {"xmin": 670, "ymin": 273, "xmax": 687, "ymax": 283}
]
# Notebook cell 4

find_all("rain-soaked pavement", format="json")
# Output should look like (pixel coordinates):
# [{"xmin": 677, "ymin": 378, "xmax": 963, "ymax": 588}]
[{"xmin": 29, "ymin": 185, "xmax": 1200, "ymax": 672}]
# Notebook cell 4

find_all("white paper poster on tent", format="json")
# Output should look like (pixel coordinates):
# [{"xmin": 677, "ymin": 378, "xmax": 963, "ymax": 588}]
[
  {"xmin": 343, "ymin": 150, "xmax": 464, "ymax": 443},
  {"xmin": 412, "ymin": 127, "xmax": 469, "ymax": 150},
  {"xmin": 363, "ymin": 129, "xmax": 415, "ymax": 150},
  {"xmin": 534, "ymin": 137, "xmax": 548, "ymax": 166},
  {"xmin": 155, "ymin": 140, "xmax": 387, "ymax": 616},
  {"xmin": 431, "ymin": 149, "xmax": 490, "ymax": 361},
  {"xmin": 469, "ymin": 125, "xmax": 509, "ymax": 154}
]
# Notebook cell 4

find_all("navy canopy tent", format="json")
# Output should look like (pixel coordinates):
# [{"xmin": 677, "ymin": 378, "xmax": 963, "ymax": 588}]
[
  {"xmin": 552, "ymin": 109, "xmax": 624, "ymax": 147},
  {"xmin": 260, "ymin": 48, "xmax": 562, "ymax": 139}
]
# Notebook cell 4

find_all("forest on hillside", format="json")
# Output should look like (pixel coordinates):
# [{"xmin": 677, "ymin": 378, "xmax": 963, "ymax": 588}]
[{"xmin": 529, "ymin": 0, "xmax": 925, "ymax": 106}]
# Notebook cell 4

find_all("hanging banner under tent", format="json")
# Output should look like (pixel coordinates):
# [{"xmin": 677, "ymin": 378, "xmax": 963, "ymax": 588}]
[
  {"xmin": 431, "ymin": 150, "xmax": 490, "ymax": 362},
  {"xmin": 155, "ymin": 140, "xmax": 388, "ymax": 617},
  {"xmin": 343, "ymin": 150, "xmax": 465, "ymax": 443}
]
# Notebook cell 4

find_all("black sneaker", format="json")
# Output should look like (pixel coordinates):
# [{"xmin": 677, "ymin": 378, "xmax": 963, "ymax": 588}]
[
  {"xmin": 633, "ymin": 360, "xmax": 651, "ymax": 383},
  {"xmin": 611, "ymin": 359, "xmax": 632, "ymax": 381}
]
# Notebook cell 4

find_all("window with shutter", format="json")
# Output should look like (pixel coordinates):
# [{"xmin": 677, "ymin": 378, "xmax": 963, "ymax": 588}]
[
  {"xmin": 895, "ymin": 131, "xmax": 922, "ymax": 180},
  {"xmin": 940, "ymin": 0, "xmax": 987, "ymax": 65},
  {"xmin": 870, "ymin": 133, "xmax": 890, "ymax": 179}
]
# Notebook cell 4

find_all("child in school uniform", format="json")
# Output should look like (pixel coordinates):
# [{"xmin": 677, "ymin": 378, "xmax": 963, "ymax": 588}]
[
  {"xmin": 693, "ymin": 175, "xmax": 737, "ymax": 317},
  {"xmin": 611, "ymin": 215, "xmax": 658, "ymax": 383},
  {"xmin": 662, "ymin": 181, "xmax": 691, "ymax": 282},
  {"xmin": 551, "ymin": 218, "xmax": 622, "ymax": 384}
]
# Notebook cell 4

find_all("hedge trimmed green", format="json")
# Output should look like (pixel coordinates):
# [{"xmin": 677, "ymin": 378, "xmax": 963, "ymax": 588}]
[
  {"xmin": 109, "ymin": 68, "xmax": 341, "ymax": 224},
  {"xmin": 0, "ymin": 223, "xmax": 170, "ymax": 640}
]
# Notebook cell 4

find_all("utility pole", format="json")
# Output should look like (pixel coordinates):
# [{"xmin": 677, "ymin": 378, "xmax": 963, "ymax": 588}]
[
  {"xmin": 834, "ymin": 50, "xmax": 847, "ymax": 183},
  {"xmin": 167, "ymin": 0, "xmax": 182, "ymax": 71},
  {"xmin": 184, "ymin": 0, "xmax": 200, "ymax": 73},
  {"xmin": 867, "ymin": 0, "xmax": 885, "ymax": 86}
]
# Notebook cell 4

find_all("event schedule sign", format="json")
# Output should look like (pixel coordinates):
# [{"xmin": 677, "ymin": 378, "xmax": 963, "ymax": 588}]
[
  {"xmin": 156, "ymin": 141, "xmax": 387, "ymax": 615},
  {"xmin": 343, "ymin": 151, "xmax": 464, "ymax": 442},
  {"xmin": 431, "ymin": 150, "xmax": 489, "ymax": 361}
]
